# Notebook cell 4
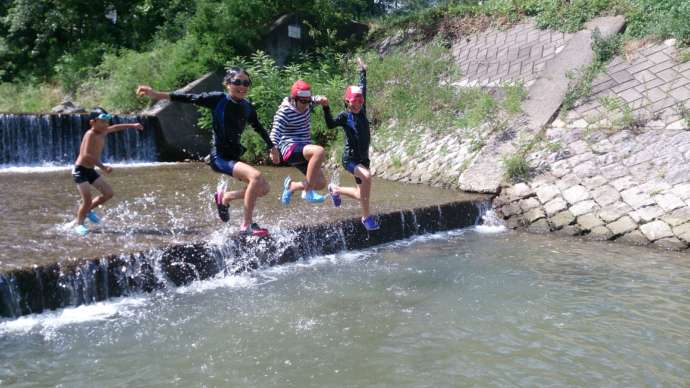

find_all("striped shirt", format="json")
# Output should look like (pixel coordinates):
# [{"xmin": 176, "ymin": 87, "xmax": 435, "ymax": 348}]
[{"xmin": 270, "ymin": 97, "xmax": 313, "ymax": 155}]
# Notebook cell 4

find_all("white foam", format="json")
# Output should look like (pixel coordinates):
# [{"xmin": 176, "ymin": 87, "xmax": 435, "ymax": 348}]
[
  {"xmin": 0, "ymin": 162, "xmax": 179, "ymax": 174},
  {"xmin": 475, "ymin": 224, "xmax": 507, "ymax": 234},
  {"xmin": 175, "ymin": 273, "xmax": 259, "ymax": 294},
  {"xmin": 0, "ymin": 297, "xmax": 147, "ymax": 336}
]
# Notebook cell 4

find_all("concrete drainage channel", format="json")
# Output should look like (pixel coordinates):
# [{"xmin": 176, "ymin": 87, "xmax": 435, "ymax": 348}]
[{"xmin": 0, "ymin": 200, "xmax": 489, "ymax": 318}]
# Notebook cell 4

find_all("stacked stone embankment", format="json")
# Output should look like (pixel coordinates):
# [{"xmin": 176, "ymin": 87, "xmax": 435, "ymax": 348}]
[
  {"xmin": 371, "ymin": 17, "xmax": 690, "ymax": 250},
  {"xmin": 494, "ymin": 38, "xmax": 690, "ymax": 250}
]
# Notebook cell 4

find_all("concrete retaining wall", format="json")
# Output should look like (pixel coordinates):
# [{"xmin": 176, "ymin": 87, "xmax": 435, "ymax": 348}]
[{"xmin": 0, "ymin": 200, "xmax": 486, "ymax": 318}]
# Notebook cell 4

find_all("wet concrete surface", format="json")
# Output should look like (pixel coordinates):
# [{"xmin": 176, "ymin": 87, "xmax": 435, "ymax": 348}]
[{"xmin": 0, "ymin": 163, "xmax": 490, "ymax": 270}]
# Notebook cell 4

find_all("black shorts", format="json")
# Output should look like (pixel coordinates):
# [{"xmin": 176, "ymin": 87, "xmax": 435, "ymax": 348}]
[
  {"xmin": 282, "ymin": 143, "xmax": 309, "ymax": 175},
  {"xmin": 72, "ymin": 165, "xmax": 100, "ymax": 185},
  {"xmin": 343, "ymin": 158, "xmax": 370, "ymax": 184}
]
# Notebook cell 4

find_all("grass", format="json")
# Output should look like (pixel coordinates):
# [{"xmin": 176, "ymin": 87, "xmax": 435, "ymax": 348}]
[
  {"xmin": 502, "ymin": 153, "xmax": 530, "ymax": 182},
  {"xmin": 0, "ymin": 82, "xmax": 63, "ymax": 113},
  {"xmin": 561, "ymin": 29, "xmax": 623, "ymax": 115}
]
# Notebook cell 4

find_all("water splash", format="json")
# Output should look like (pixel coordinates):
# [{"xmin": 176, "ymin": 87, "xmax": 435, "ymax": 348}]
[{"xmin": 475, "ymin": 209, "xmax": 507, "ymax": 234}]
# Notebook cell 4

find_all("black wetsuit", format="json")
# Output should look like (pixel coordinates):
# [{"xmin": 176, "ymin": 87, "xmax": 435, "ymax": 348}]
[
  {"xmin": 169, "ymin": 91, "xmax": 273, "ymax": 160},
  {"xmin": 324, "ymin": 69, "xmax": 370, "ymax": 171}
]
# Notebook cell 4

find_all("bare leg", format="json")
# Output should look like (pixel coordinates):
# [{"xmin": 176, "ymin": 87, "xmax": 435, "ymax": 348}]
[
  {"xmin": 230, "ymin": 162, "xmax": 269, "ymax": 228},
  {"xmin": 75, "ymin": 183, "xmax": 93, "ymax": 225},
  {"xmin": 354, "ymin": 166, "xmax": 372, "ymax": 218},
  {"xmin": 301, "ymin": 145, "xmax": 327, "ymax": 191},
  {"xmin": 90, "ymin": 177, "xmax": 114, "ymax": 210},
  {"xmin": 331, "ymin": 165, "xmax": 372, "ymax": 218}
]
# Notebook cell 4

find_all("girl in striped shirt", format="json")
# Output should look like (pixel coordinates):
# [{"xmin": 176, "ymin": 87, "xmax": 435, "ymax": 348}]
[{"xmin": 270, "ymin": 80, "xmax": 330, "ymax": 205}]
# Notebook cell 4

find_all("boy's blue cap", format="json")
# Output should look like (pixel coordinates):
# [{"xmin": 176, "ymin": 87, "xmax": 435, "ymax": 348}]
[{"xmin": 90, "ymin": 107, "xmax": 112, "ymax": 120}]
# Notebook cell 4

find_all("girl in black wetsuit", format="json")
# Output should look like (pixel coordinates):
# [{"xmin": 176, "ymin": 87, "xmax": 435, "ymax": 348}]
[
  {"xmin": 323, "ymin": 57, "xmax": 380, "ymax": 231},
  {"xmin": 136, "ymin": 68, "xmax": 280, "ymax": 236}
]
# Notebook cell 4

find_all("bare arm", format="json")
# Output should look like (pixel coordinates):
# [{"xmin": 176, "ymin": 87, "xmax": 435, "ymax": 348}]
[
  {"xmin": 136, "ymin": 85, "xmax": 170, "ymax": 100},
  {"xmin": 95, "ymin": 160, "xmax": 112, "ymax": 174},
  {"xmin": 106, "ymin": 123, "xmax": 144, "ymax": 134}
]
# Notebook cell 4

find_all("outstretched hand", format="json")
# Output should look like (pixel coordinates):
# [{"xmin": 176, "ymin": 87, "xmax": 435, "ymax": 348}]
[
  {"xmin": 132, "ymin": 123, "xmax": 144, "ymax": 131},
  {"xmin": 103, "ymin": 165, "xmax": 113, "ymax": 174},
  {"xmin": 269, "ymin": 147, "xmax": 281, "ymax": 165},
  {"xmin": 313, "ymin": 95, "xmax": 329, "ymax": 106},
  {"xmin": 136, "ymin": 85, "xmax": 154, "ymax": 98}
]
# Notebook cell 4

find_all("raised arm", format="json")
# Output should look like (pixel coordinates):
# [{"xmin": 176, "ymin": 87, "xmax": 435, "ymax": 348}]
[
  {"xmin": 137, "ymin": 85, "xmax": 219, "ymax": 109},
  {"xmin": 247, "ymin": 107, "xmax": 274, "ymax": 149},
  {"xmin": 136, "ymin": 85, "xmax": 170, "ymax": 100},
  {"xmin": 357, "ymin": 57, "xmax": 367, "ymax": 103},
  {"xmin": 322, "ymin": 103, "xmax": 347, "ymax": 129},
  {"xmin": 106, "ymin": 122, "xmax": 144, "ymax": 134}
]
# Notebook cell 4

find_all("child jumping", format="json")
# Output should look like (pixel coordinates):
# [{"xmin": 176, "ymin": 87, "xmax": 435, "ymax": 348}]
[
  {"xmin": 72, "ymin": 108, "xmax": 144, "ymax": 236},
  {"xmin": 137, "ymin": 67, "xmax": 279, "ymax": 237},
  {"xmin": 270, "ymin": 80, "xmax": 330, "ymax": 205},
  {"xmin": 322, "ymin": 57, "xmax": 380, "ymax": 231}
]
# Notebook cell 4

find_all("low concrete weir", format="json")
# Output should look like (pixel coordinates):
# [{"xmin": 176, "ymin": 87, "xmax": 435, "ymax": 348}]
[{"xmin": 0, "ymin": 200, "xmax": 487, "ymax": 318}]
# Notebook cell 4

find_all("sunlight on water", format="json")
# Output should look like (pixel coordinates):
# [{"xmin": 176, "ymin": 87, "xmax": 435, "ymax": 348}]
[
  {"xmin": 1, "ymin": 230, "xmax": 689, "ymax": 386},
  {"xmin": 0, "ymin": 162, "xmax": 179, "ymax": 174},
  {"xmin": 0, "ymin": 297, "xmax": 147, "ymax": 338}
]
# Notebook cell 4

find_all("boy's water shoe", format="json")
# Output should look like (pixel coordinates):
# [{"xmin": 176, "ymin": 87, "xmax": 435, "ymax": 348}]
[
  {"xmin": 240, "ymin": 223, "xmax": 269, "ymax": 237},
  {"xmin": 86, "ymin": 211, "xmax": 101, "ymax": 224},
  {"xmin": 328, "ymin": 184, "xmax": 341, "ymax": 207},
  {"xmin": 301, "ymin": 190, "xmax": 326, "ymax": 203},
  {"xmin": 74, "ymin": 224, "xmax": 89, "ymax": 236},
  {"xmin": 281, "ymin": 176, "xmax": 293, "ymax": 205},
  {"xmin": 361, "ymin": 215, "xmax": 380, "ymax": 231},
  {"xmin": 214, "ymin": 192, "xmax": 230, "ymax": 222}
]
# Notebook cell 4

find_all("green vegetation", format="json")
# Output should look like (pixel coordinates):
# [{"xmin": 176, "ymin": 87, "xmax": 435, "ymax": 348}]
[
  {"xmin": 366, "ymin": 40, "xmax": 460, "ymax": 134},
  {"xmin": 502, "ymin": 153, "xmax": 530, "ymax": 182},
  {"xmin": 197, "ymin": 50, "xmax": 349, "ymax": 162},
  {"xmin": 562, "ymin": 28, "xmax": 623, "ymax": 114},
  {"xmin": 597, "ymin": 95, "xmax": 635, "ymax": 131}
]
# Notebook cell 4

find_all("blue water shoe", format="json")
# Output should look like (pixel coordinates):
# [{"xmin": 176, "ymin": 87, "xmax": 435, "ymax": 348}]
[
  {"xmin": 361, "ymin": 215, "xmax": 380, "ymax": 231},
  {"xmin": 328, "ymin": 184, "xmax": 341, "ymax": 207},
  {"xmin": 86, "ymin": 211, "xmax": 101, "ymax": 224},
  {"xmin": 301, "ymin": 190, "xmax": 326, "ymax": 203},
  {"xmin": 74, "ymin": 224, "xmax": 89, "ymax": 236}
]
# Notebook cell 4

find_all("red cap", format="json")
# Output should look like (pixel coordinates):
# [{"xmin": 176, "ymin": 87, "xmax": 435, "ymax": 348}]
[
  {"xmin": 290, "ymin": 80, "xmax": 312, "ymax": 98},
  {"xmin": 344, "ymin": 85, "xmax": 363, "ymax": 103}
]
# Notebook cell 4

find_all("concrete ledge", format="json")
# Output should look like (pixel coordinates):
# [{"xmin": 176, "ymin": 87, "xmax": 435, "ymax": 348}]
[{"xmin": 0, "ymin": 200, "xmax": 486, "ymax": 318}]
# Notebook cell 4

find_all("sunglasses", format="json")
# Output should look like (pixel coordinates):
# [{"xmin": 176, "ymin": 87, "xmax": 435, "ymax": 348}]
[
  {"xmin": 228, "ymin": 79, "xmax": 251, "ymax": 87},
  {"xmin": 296, "ymin": 98, "xmax": 311, "ymax": 104}
]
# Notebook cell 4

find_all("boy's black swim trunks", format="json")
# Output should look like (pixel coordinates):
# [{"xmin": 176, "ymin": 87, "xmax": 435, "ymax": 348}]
[{"xmin": 72, "ymin": 165, "xmax": 100, "ymax": 184}]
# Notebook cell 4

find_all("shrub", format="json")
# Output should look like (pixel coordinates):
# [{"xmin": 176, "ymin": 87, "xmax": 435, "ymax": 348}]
[{"xmin": 502, "ymin": 152, "xmax": 530, "ymax": 182}]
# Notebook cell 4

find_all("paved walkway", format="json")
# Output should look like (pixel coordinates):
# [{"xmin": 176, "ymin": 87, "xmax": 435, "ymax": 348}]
[
  {"xmin": 451, "ymin": 20, "xmax": 573, "ymax": 88},
  {"xmin": 567, "ymin": 39, "xmax": 690, "ymax": 127}
]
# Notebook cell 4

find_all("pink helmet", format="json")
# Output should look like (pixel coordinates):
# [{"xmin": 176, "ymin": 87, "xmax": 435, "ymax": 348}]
[
  {"xmin": 344, "ymin": 85, "xmax": 364, "ymax": 103},
  {"xmin": 290, "ymin": 80, "xmax": 312, "ymax": 98}
]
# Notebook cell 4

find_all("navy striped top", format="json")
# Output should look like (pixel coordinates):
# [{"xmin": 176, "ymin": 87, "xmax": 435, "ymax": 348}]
[{"xmin": 270, "ymin": 97, "xmax": 313, "ymax": 155}]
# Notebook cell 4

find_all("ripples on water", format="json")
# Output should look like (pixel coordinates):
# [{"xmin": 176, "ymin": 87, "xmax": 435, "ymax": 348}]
[{"xmin": 1, "ymin": 228, "xmax": 689, "ymax": 387}]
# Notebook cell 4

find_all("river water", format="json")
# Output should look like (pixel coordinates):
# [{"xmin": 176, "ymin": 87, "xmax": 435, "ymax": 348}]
[
  {"xmin": 1, "ymin": 228, "xmax": 688, "ymax": 387},
  {"xmin": 0, "ymin": 163, "xmax": 482, "ymax": 270}
]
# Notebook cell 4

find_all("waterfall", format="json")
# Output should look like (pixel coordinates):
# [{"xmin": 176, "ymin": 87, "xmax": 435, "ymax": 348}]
[
  {"xmin": 0, "ymin": 200, "xmax": 488, "ymax": 318},
  {"xmin": 0, "ymin": 113, "xmax": 160, "ymax": 167}
]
